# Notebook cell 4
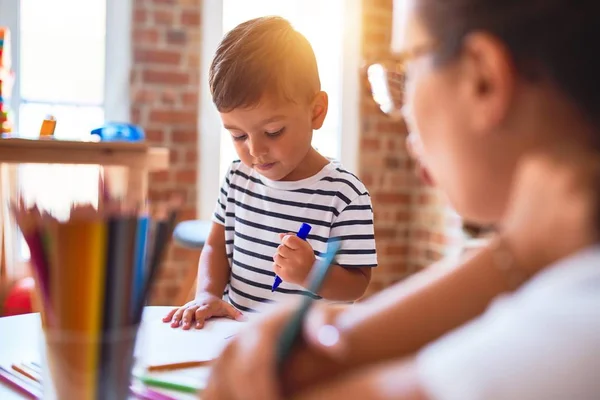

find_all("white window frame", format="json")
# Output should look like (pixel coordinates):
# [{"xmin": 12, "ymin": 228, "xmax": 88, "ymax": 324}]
[
  {"xmin": 197, "ymin": 0, "xmax": 362, "ymax": 220},
  {"xmin": 0, "ymin": 0, "xmax": 132, "ymax": 275}
]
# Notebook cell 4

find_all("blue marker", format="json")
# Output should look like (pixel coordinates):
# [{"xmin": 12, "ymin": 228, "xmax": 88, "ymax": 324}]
[{"xmin": 271, "ymin": 223, "xmax": 312, "ymax": 292}]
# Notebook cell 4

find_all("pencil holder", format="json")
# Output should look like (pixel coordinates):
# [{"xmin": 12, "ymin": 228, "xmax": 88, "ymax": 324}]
[
  {"xmin": 41, "ymin": 325, "xmax": 140, "ymax": 400},
  {"xmin": 11, "ymin": 199, "xmax": 178, "ymax": 400}
]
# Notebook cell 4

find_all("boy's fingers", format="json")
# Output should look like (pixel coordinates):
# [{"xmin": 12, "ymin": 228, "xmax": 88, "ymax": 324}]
[
  {"xmin": 195, "ymin": 317, "xmax": 206, "ymax": 330},
  {"xmin": 194, "ymin": 305, "xmax": 214, "ymax": 324},
  {"xmin": 282, "ymin": 235, "xmax": 302, "ymax": 250},
  {"xmin": 277, "ymin": 244, "xmax": 293, "ymax": 259},
  {"xmin": 182, "ymin": 306, "xmax": 199, "ymax": 325},
  {"xmin": 223, "ymin": 302, "xmax": 245, "ymax": 321},
  {"xmin": 171, "ymin": 307, "xmax": 186, "ymax": 323},
  {"xmin": 273, "ymin": 253, "xmax": 285, "ymax": 266},
  {"xmin": 162, "ymin": 307, "xmax": 178, "ymax": 322}
]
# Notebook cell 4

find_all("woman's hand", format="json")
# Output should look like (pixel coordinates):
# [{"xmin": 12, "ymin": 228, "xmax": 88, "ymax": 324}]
[{"xmin": 203, "ymin": 303, "xmax": 349, "ymax": 400}]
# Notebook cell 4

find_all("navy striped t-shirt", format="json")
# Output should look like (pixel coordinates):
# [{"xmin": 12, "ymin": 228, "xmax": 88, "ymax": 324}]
[{"xmin": 213, "ymin": 160, "xmax": 378, "ymax": 312}]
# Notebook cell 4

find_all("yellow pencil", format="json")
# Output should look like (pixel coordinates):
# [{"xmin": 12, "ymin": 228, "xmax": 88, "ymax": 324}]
[{"xmin": 53, "ymin": 213, "xmax": 107, "ymax": 400}]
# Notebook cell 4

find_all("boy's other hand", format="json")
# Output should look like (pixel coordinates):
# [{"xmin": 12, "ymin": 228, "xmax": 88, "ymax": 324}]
[
  {"xmin": 273, "ymin": 233, "xmax": 316, "ymax": 286},
  {"xmin": 162, "ymin": 292, "xmax": 245, "ymax": 330}
]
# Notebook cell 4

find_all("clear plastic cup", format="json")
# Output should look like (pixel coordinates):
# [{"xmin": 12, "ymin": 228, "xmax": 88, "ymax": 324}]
[{"xmin": 40, "ymin": 325, "xmax": 140, "ymax": 400}]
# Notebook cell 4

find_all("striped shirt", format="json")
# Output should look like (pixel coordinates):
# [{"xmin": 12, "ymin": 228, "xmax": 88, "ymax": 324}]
[{"xmin": 213, "ymin": 160, "xmax": 378, "ymax": 312}]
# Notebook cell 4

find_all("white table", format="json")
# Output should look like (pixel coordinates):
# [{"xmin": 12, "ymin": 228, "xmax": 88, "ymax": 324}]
[{"xmin": 0, "ymin": 306, "xmax": 250, "ymax": 399}]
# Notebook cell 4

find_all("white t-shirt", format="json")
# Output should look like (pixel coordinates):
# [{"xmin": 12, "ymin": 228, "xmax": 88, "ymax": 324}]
[
  {"xmin": 417, "ymin": 245, "xmax": 600, "ymax": 400},
  {"xmin": 213, "ymin": 160, "xmax": 378, "ymax": 312}
]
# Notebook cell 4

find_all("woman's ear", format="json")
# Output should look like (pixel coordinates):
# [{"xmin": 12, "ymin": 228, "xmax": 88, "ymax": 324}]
[
  {"xmin": 311, "ymin": 91, "xmax": 329, "ymax": 130},
  {"xmin": 459, "ymin": 32, "xmax": 516, "ymax": 133}
]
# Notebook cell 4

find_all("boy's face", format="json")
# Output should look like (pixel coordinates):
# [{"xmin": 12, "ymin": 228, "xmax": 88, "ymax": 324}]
[{"xmin": 220, "ymin": 92, "xmax": 328, "ymax": 181}]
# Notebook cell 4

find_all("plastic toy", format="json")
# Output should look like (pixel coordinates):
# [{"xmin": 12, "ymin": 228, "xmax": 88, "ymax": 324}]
[
  {"xmin": 2, "ymin": 277, "xmax": 34, "ymax": 316},
  {"xmin": 91, "ymin": 122, "xmax": 145, "ymax": 142}
]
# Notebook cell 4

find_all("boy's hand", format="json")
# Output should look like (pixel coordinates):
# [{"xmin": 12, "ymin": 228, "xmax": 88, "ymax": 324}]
[
  {"xmin": 162, "ymin": 292, "xmax": 244, "ymax": 330},
  {"xmin": 273, "ymin": 233, "xmax": 316, "ymax": 286}
]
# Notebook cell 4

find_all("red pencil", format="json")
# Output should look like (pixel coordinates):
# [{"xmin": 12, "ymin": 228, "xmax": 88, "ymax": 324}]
[{"xmin": 0, "ymin": 366, "xmax": 40, "ymax": 399}]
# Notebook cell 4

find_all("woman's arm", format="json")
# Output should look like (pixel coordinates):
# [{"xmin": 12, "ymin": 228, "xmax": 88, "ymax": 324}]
[
  {"xmin": 283, "ymin": 243, "xmax": 516, "ymax": 392},
  {"xmin": 294, "ymin": 358, "xmax": 428, "ymax": 400}
]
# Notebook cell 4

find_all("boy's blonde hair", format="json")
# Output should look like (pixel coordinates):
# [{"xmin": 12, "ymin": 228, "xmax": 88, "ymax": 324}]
[{"xmin": 209, "ymin": 16, "xmax": 321, "ymax": 112}]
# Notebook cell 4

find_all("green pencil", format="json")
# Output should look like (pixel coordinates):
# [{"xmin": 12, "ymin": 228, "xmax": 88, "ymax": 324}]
[{"xmin": 137, "ymin": 375, "xmax": 201, "ymax": 394}]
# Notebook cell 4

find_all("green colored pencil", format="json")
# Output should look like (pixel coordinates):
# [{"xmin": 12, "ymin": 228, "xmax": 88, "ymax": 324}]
[{"xmin": 137, "ymin": 375, "xmax": 201, "ymax": 394}]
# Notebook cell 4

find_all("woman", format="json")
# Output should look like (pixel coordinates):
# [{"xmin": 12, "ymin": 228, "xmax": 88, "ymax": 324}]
[{"xmin": 204, "ymin": 0, "xmax": 600, "ymax": 398}]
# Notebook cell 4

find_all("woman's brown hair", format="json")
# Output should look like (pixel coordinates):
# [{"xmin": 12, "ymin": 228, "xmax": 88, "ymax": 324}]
[
  {"xmin": 418, "ymin": 0, "xmax": 600, "ymax": 233},
  {"xmin": 418, "ymin": 1, "xmax": 600, "ymax": 141}
]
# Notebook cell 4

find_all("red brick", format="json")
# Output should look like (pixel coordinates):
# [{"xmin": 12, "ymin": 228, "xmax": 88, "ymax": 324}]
[
  {"xmin": 170, "ymin": 148, "xmax": 181, "ymax": 164},
  {"xmin": 132, "ymin": 88, "xmax": 158, "ymax": 103},
  {"xmin": 133, "ymin": 28, "xmax": 159, "ymax": 44},
  {"xmin": 134, "ymin": 49, "xmax": 181, "ymax": 65},
  {"xmin": 143, "ymin": 70, "xmax": 189, "ymax": 85},
  {"xmin": 150, "ymin": 170, "xmax": 170, "ymax": 183},
  {"xmin": 418, "ymin": 192, "xmax": 436, "ymax": 205},
  {"xmin": 172, "ymin": 130, "xmax": 197, "ymax": 143},
  {"xmin": 131, "ymin": 107, "xmax": 142, "ymax": 124},
  {"xmin": 361, "ymin": 138, "xmax": 381, "ymax": 151},
  {"xmin": 145, "ymin": 129, "xmax": 165, "ymax": 142},
  {"xmin": 181, "ymin": 92, "xmax": 198, "ymax": 105},
  {"xmin": 175, "ymin": 168, "xmax": 197, "ymax": 184},
  {"xmin": 374, "ymin": 227, "xmax": 396, "ymax": 239},
  {"xmin": 383, "ymin": 244, "xmax": 409, "ymax": 257},
  {"xmin": 181, "ymin": 9, "xmax": 200, "ymax": 26},
  {"xmin": 431, "ymin": 232, "xmax": 447, "ymax": 246},
  {"xmin": 153, "ymin": 9, "xmax": 175, "ymax": 25},
  {"xmin": 134, "ymin": 8, "xmax": 147, "ymax": 24},
  {"xmin": 373, "ymin": 192, "xmax": 410, "ymax": 205},
  {"xmin": 395, "ymin": 211, "xmax": 411, "ymax": 222},
  {"xmin": 149, "ymin": 110, "xmax": 197, "ymax": 125},
  {"xmin": 190, "ymin": 54, "xmax": 201, "ymax": 69},
  {"xmin": 361, "ymin": 172, "xmax": 374, "ymax": 187},
  {"xmin": 161, "ymin": 90, "xmax": 178, "ymax": 105},
  {"xmin": 414, "ymin": 229, "xmax": 430, "ymax": 241},
  {"xmin": 185, "ymin": 149, "xmax": 198, "ymax": 163},
  {"xmin": 166, "ymin": 29, "xmax": 187, "ymax": 45},
  {"xmin": 384, "ymin": 156, "xmax": 402, "ymax": 169}
]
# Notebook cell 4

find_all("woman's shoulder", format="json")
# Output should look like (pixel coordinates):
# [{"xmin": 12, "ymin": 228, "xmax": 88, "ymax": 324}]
[{"xmin": 416, "ymin": 244, "xmax": 600, "ymax": 400}]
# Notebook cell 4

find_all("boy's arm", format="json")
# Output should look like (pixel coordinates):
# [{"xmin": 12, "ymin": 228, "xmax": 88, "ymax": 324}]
[
  {"xmin": 195, "ymin": 222, "xmax": 230, "ymax": 298},
  {"xmin": 318, "ymin": 266, "xmax": 372, "ymax": 301},
  {"xmin": 320, "ymin": 191, "xmax": 377, "ymax": 301}
]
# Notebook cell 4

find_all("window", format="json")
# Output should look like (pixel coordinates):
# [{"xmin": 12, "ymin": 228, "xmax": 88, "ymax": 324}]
[
  {"xmin": 199, "ymin": 0, "xmax": 361, "ymax": 219},
  {"xmin": 0, "ymin": 0, "xmax": 131, "ymax": 261}
]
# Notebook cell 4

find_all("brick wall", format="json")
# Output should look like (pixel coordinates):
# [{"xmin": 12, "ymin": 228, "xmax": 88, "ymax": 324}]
[
  {"xmin": 130, "ymin": 0, "xmax": 202, "ymax": 304},
  {"xmin": 360, "ymin": 0, "xmax": 463, "ymax": 297}
]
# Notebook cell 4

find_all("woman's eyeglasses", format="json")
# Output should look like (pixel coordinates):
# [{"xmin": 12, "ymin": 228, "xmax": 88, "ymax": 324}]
[{"xmin": 365, "ymin": 43, "xmax": 436, "ymax": 120}]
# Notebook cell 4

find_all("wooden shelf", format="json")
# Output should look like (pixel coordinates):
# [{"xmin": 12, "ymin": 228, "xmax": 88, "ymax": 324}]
[{"xmin": 0, "ymin": 138, "xmax": 169, "ymax": 170}]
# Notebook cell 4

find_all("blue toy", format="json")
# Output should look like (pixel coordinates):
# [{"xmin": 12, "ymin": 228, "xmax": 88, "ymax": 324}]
[{"xmin": 91, "ymin": 122, "xmax": 145, "ymax": 142}]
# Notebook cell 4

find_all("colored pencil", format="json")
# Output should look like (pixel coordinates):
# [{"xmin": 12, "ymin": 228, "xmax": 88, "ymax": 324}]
[
  {"xmin": 275, "ymin": 239, "xmax": 341, "ymax": 368},
  {"xmin": 137, "ymin": 375, "xmax": 200, "ymax": 394},
  {"xmin": 11, "ymin": 364, "xmax": 40, "ymax": 383},
  {"xmin": 0, "ymin": 366, "xmax": 41, "ymax": 399},
  {"xmin": 130, "ymin": 385, "xmax": 178, "ymax": 400},
  {"xmin": 146, "ymin": 359, "xmax": 213, "ymax": 372},
  {"xmin": 11, "ymin": 198, "xmax": 179, "ymax": 399}
]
